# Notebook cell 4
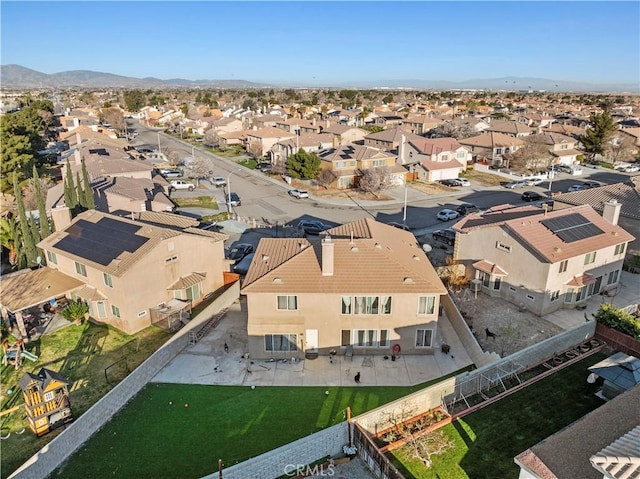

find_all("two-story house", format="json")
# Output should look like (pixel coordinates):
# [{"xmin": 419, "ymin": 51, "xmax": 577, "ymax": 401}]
[
  {"xmin": 397, "ymin": 136, "xmax": 471, "ymax": 182},
  {"xmin": 37, "ymin": 210, "xmax": 229, "ymax": 334},
  {"xmin": 401, "ymin": 114, "xmax": 445, "ymax": 136},
  {"xmin": 244, "ymin": 127, "xmax": 296, "ymax": 158},
  {"xmin": 269, "ymin": 133, "xmax": 335, "ymax": 165},
  {"xmin": 452, "ymin": 202, "xmax": 634, "ymax": 315},
  {"xmin": 241, "ymin": 218, "xmax": 447, "ymax": 359},
  {"xmin": 322, "ymin": 124, "xmax": 368, "ymax": 145},
  {"xmin": 363, "ymin": 127, "xmax": 422, "ymax": 152},
  {"xmin": 458, "ymin": 132, "xmax": 525, "ymax": 165},
  {"xmin": 318, "ymin": 144, "xmax": 405, "ymax": 189},
  {"xmin": 485, "ymin": 119, "xmax": 534, "ymax": 138},
  {"xmin": 540, "ymin": 132, "xmax": 582, "ymax": 167}
]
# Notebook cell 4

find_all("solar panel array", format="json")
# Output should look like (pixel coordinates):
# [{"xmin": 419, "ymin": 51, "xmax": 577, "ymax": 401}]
[
  {"xmin": 54, "ymin": 218, "xmax": 149, "ymax": 266},
  {"xmin": 541, "ymin": 213, "xmax": 604, "ymax": 243}
]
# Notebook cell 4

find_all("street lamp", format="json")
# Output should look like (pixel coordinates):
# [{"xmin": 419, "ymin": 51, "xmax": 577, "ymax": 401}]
[
  {"xmin": 157, "ymin": 131, "xmax": 161, "ymax": 153},
  {"xmin": 402, "ymin": 184, "xmax": 408, "ymax": 225}
]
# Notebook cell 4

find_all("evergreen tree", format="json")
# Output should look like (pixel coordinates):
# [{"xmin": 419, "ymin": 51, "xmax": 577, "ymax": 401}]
[
  {"xmin": 81, "ymin": 157, "xmax": 95, "ymax": 209},
  {"xmin": 13, "ymin": 172, "xmax": 38, "ymax": 267},
  {"xmin": 32, "ymin": 165, "xmax": 52, "ymax": 238},
  {"xmin": 64, "ymin": 159, "xmax": 78, "ymax": 211},
  {"xmin": 579, "ymin": 111, "xmax": 618, "ymax": 160},
  {"xmin": 76, "ymin": 171, "xmax": 86, "ymax": 209},
  {"xmin": 286, "ymin": 150, "xmax": 321, "ymax": 180}
]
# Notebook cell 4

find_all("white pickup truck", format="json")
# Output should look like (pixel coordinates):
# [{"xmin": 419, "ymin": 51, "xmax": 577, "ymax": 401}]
[{"xmin": 169, "ymin": 180, "xmax": 195, "ymax": 191}]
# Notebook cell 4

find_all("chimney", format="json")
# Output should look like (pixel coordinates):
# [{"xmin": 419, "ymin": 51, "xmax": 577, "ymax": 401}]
[
  {"xmin": 321, "ymin": 235, "xmax": 334, "ymax": 276},
  {"xmin": 51, "ymin": 205, "xmax": 72, "ymax": 231},
  {"xmin": 73, "ymin": 117, "xmax": 80, "ymax": 128},
  {"xmin": 75, "ymin": 132, "xmax": 82, "ymax": 147},
  {"xmin": 602, "ymin": 199, "xmax": 621, "ymax": 225},
  {"xmin": 74, "ymin": 149, "xmax": 82, "ymax": 166}
]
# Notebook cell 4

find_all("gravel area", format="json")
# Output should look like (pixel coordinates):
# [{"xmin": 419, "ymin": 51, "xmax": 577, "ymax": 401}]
[{"xmin": 306, "ymin": 456, "xmax": 377, "ymax": 479}]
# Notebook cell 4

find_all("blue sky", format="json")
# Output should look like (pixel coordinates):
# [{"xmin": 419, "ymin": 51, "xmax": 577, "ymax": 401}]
[{"xmin": 1, "ymin": 1, "xmax": 639, "ymax": 86}]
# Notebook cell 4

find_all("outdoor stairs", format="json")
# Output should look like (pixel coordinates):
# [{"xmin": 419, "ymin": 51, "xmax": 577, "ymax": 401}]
[{"xmin": 189, "ymin": 308, "xmax": 228, "ymax": 345}]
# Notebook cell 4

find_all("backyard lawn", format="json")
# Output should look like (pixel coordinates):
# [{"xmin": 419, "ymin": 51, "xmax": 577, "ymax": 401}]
[
  {"xmin": 388, "ymin": 352, "xmax": 608, "ymax": 479},
  {"xmin": 0, "ymin": 322, "xmax": 171, "ymax": 478}
]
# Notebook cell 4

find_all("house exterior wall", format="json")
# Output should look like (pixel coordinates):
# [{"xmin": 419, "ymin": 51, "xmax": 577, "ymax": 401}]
[
  {"xmin": 246, "ymin": 291, "xmax": 441, "ymax": 359},
  {"xmin": 43, "ymin": 234, "xmax": 228, "ymax": 334},
  {"xmin": 454, "ymin": 226, "xmax": 628, "ymax": 315}
]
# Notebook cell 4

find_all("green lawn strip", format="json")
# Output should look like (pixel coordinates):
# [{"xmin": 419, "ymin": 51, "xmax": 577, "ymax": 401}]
[
  {"xmin": 1, "ymin": 322, "xmax": 171, "ymax": 478},
  {"xmin": 54, "ymin": 367, "xmax": 473, "ymax": 479},
  {"xmin": 388, "ymin": 352, "xmax": 608, "ymax": 479},
  {"xmin": 172, "ymin": 195, "xmax": 218, "ymax": 209}
]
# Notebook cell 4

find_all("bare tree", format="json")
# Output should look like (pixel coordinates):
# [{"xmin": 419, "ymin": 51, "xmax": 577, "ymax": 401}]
[
  {"xmin": 187, "ymin": 156, "xmax": 214, "ymax": 187},
  {"xmin": 496, "ymin": 322, "xmax": 523, "ymax": 357},
  {"xmin": 505, "ymin": 135, "xmax": 550, "ymax": 173},
  {"xmin": 431, "ymin": 122, "xmax": 475, "ymax": 140},
  {"xmin": 358, "ymin": 166, "xmax": 393, "ymax": 196},
  {"xmin": 203, "ymin": 128, "xmax": 220, "ymax": 147},
  {"xmin": 316, "ymin": 169, "xmax": 336, "ymax": 189},
  {"xmin": 608, "ymin": 134, "xmax": 636, "ymax": 166},
  {"xmin": 101, "ymin": 107, "xmax": 125, "ymax": 134}
]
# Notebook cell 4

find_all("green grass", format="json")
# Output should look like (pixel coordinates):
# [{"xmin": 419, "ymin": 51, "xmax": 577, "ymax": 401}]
[
  {"xmin": 53, "ymin": 367, "xmax": 472, "ymax": 479},
  {"xmin": 1, "ymin": 322, "xmax": 171, "ymax": 478},
  {"xmin": 237, "ymin": 157, "xmax": 258, "ymax": 169},
  {"xmin": 388, "ymin": 352, "xmax": 608, "ymax": 479},
  {"xmin": 171, "ymin": 195, "xmax": 219, "ymax": 209}
]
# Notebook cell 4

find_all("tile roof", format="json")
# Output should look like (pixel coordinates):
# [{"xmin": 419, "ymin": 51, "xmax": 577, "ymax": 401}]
[
  {"xmin": 245, "ymin": 126, "xmax": 296, "ymax": 139},
  {"xmin": 552, "ymin": 178, "xmax": 640, "ymax": 220},
  {"xmin": 590, "ymin": 425, "xmax": 640, "ymax": 479},
  {"xmin": 364, "ymin": 127, "xmax": 421, "ymax": 143},
  {"xmin": 134, "ymin": 211, "xmax": 199, "ymax": 229},
  {"xmin": 167, "ymin": 272, "xmax": 207, "ymax": 290},
  {"xmin": 420, "ymin": 158, "xmax": 465, "ymax": 171},
  {"xmin": 516, "ymin": 385, "xmax": 640, "ymax": 479},
  {"xmin": 241, "ymin": 217, "xmax": 446, "ymax": 295},
  {"xmin": 485, "ymin": 120, "xmax": 534, "ymax": 135},
  {"xmin": 38, "ymin": 210, "xmax": 183, "ymax": 277},
  {"xmin": 319, "ymin": 144, "xmax": 394, "ymax": 163},
  {"xmin": 409, "ymin": 137, "xmax": 463, "ymax": 155},
  {"xmin": 551, "ymin": 148, "xmax": 583, "ymax": 157},
  {"xmin": 455, "ymin": 204, "xmax": 635, "ymax": 263},
  {"xmin": 472, "ymin": 260, "xmax": 508, "ymax": 276},
  {"xmin": 459, "ymin": 132, "xmax": 526, "ymax": 148}
]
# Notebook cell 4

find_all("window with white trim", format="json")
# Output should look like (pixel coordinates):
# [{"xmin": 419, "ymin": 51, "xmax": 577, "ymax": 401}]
[
  {"xmin": 608, "ymin": 269, "xmax": 620, "ymax": 285},
  {"xmin": 496, "ymin": 242, "xmax": 511, "ymax": 253},
  {"xmin": 75, "ymin": 262, "xmax": 87, "ymax": 277},
  {"xmin": 354, "ymin": 296, "xmax": 379, "ymax": 315},
  {"xmin": 165, "ymin": 255, "xmax": 178, "ymax": 264},
  {"xmin": 416, "ymin": 329, "xmax": 433, "ymax": 348},
  {"xmin": 277, "ymin": 295, "xmax": 297, "ymax": 310},
  {"xmin": 103, "ymin": 272, "xmax": 113, "ymax": 288},
  {"xmin": 380, "ymin": 296, "xmax": 392, "ymax": 315},
  {"xmin": 44, "ymin": 391, "xmax": 54, "ymax": 401},
  {"xmin": 341, "ymin": 296, "xmax": 352, "ymax": 314},
  {"xmin": 418, "ymin": 296, "xmax": 436, "ymax": 315},
  {"xmin": 46, "ymin": 251, "xmax": 57, "ymax": 265},
  {"xmin": 564, "ymin": 288, "xmax": 574, "ymax": 303},
  {"xmin": 584, "ymin": 251, "xmax": 596, "ymax": 265},
  {"xmin": 614, "ymin": 243, "xmax": 625, "ymax": 255},
  {"xmin": 111, "ymin": 305, "xmax": 121, "ymax": 318},
  {"xmin": 372, "ymin": 159, "xmax": 385, "ymax": 167},
  {"xmin": 354, "ymin": 330, "xmax": 377, "ymax": 347},
  {"xmin": 559, "ymin": 260, "xmax": 568, "ymax": 273},
  {"xmin": 265, "ymin": 333, "xmax": 298, "ymax": 352},
  {"xmin": 379, "ymin": 329, "xmax": 390, "ymax": 347},
  {"xmin": 550, "ymin": 290, "xmax": 560, "ymax": 302}
]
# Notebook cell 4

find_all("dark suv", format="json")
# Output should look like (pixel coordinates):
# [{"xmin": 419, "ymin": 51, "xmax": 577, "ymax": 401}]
[
  {"xmin": 432, "ymin": 228, "xmax": 456, "ymax": 246},
  {"xmin": 456, "ymin": 204, "xmax": 480, "ymax": 216}
]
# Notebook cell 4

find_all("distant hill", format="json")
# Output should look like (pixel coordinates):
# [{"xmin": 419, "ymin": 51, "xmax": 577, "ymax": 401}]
[
  {"xmin": 0, "ymin": 65, "xmax": 637, "ymax": 93},
  {"xmin": 0, "ymin": 65, "xmax": 268, "ymax": 89}
]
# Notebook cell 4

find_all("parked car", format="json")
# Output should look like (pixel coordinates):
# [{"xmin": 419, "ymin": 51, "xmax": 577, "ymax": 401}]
[
  {"xmin": 227, "ymin": 192, "xmax": 242, "ymax": 206},
  {"xmin": 256, "ymin": 162, "xmax": 272, "ymax": 173},
  {"xmin": 297, "ymin": 219, "xmax": 331, "ymax": 235},
  {"xmin": 227, "ymin": 243, "xmax": 254, "ymax": 263},
  {"xmin": 567, "ymin": 184, "xmax": 586, "ymax": 192},
  {"xmin": 618, "ymin": 165, "xmax": 639, "ymax": 173},
  {"xmin": 503, "ymin": 180, "xmax": 526, "ymax": 189},
  {"xmin": 525, "ymin": 178, "xmax": 544, "ymax": 186},
  {"xmin": 521, "ymin": 191, "xmax": 542, "ymax": 202},
  {"xmin": 233, "ymin": 253, "xmax": 255, "ymax": 275},
  {"xmin": 558, "ymin": 164, "xmax": 573, "ymax": 173},
  {"xmin": 159, "ymin": 168, "xmax": 182, "ymax": 178},
  {"xmin": 288, "ymin": 188, "xmax": 309, "ymax": 199},
  {"xmin": 169, "ymin": 180, "xmax": 195, "ymax": 191},
  {"xmin": 453, "ymin": 178, "xmax": 471, "ymax": 186},
  {"xmin": 211, "ymin": 176, "xmax": 227, "ymax": 188},
  {"xmin": 436, "ymin": 209, "xmax": 460, "ymax": 221},
  {"xmin": 456, "ymin": 204, "xmax": 480, "ymax": 216},
  {"xmin": 388, "ymin": 222, "xmax": 411, "ymax": 231},
  {"xmin": 584, "ymin": 162, "xmax": 600, "ymax": 169},
  {"xmin": 583, "ymin": 181, "xmax": 602, "ymax": 189},
  {"xmin": 439, "ymin": 179, "xmax": 459, "ymax": 187},
  {"xmin": 432, "ymin": 228, "xmax": 456, "ymax": 246}
]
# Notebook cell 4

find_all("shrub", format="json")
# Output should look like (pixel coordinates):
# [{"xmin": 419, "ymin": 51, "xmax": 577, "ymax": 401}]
[
  {"xmin": 594, "ymin": 303, "xmax": 640, "ymax": 340},
  {"xmin": 61, "ymin": 299, "xmax": 90, "ymax": 324}
]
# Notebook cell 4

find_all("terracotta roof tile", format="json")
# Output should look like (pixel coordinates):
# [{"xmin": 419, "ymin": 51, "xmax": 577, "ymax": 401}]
[
  {"xmin": 241, "ymin": 218, "xmax": 446, "ymax": 295},
  {"xmin": 553, "ymin": 178, "xmax": 640, "ymax": 220}
]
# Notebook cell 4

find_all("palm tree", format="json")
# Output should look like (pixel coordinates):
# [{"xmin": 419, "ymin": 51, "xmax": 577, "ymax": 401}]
[{"xmin": 0, "ymin": 215, "xmax": 20, "ymax": 267}]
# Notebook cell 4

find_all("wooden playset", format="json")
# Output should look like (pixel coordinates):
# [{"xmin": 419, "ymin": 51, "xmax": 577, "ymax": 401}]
[{"xmin": 18, "ymin": 368, "xmax": 73, "ymax": 437}]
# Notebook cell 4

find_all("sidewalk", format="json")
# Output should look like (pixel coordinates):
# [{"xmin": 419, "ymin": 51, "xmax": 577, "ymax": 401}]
[{"xmin": 151, "ymin": 299, "xmax": 473, "ymax": 387}]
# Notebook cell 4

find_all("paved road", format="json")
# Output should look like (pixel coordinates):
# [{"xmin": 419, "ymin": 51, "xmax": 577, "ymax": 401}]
[{"xmin": 133, "ymin": 123, "xmax": 634, "ymax": 233}]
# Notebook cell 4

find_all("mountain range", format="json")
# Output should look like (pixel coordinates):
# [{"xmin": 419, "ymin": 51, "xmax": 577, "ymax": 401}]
[{"xmin": 1, "ymin": 64, "xmax": 638, "ymax": 93}]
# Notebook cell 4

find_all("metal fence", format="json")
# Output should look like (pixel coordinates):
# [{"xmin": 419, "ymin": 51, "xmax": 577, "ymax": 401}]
[{"xmin": 353, "ymin": 423, "xmax": 405, "ymax": 479}]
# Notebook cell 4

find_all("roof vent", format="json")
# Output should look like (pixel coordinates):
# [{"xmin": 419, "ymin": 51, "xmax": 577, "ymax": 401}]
[
  {"xmin": 554, "ymin": 247, "xmax": 562, "ymax": 253},
  {"xmin": 413, "ymin": 255, "xmax": 420, "ymax": 261},
  {"xmin": 273, "ymin": 278, "xmax": 282, "ymax": 284},
  {"xmin": 262, "ymin": 254, "xmax": 269, "ymax": 261},
  {"xmin": 374, "ymin": 242, "xmax": 382, "ymax": 249},
  {"xmin": 403, "ymin": 277, "xmax": 413, "ymax": 284},
  {"xmin": 351, "ymin": 246, "xmax": 359, "ymax": 252}
]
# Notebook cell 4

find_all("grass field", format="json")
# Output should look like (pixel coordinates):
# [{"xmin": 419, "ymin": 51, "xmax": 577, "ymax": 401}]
[
  {"xmin": 388, "ymin": 352, "xmax": 608, "ymax": 479},
  {"xmin": 0, "ymin": 322, "xmax": 171, "ymax": 478}
]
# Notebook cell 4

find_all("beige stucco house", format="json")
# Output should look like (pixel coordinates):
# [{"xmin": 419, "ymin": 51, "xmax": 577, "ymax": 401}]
[
  {"xmin": 241, "ymin": 218, "xmax": 447, "ymax": 360},
  {"xmin": 244, "ymin": 127, "xmax": 296, "ymax": 158},
  {"xmin": 452, "ymin": 202, "xmax": 634, "ymax": 315},
  {"xmin": 459, "ymin": 132, "xmax": 526, "ymax": 165},
  {"xmin": 37, "ymin": 210, "xmax": 229, "ymax": 334},
  {"xmin": 398, "ymin": 136, "xmax": 470, "ymax": 182}
]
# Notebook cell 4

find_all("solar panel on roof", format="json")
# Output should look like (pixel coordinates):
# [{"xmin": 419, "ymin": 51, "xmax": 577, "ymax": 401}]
[
  {"xmin": 541, "ymin": 213, "xmax": 604, "ymax": 243},
  {"xmin": 54, "ymin": 218, "xmax": 149, "ymax": 266}
]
